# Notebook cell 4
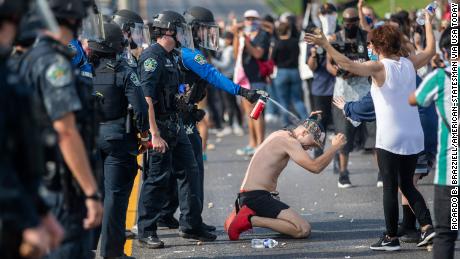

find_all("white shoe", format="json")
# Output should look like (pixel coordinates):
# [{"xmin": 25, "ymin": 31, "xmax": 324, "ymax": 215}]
[
  {"xmin": 233, "ymin": 125, "xmax": 244, "ymax": 136},
  {"xmin": 376, "ymin": 181, "xmax": 383, "ymax": 188},
  {"xmin": 216, "ymin": 126, "xmax": 232, "ymax": 137},
  {"xmin": 131, "ymin": 224, "xmax": 138, "ymax": 235}
]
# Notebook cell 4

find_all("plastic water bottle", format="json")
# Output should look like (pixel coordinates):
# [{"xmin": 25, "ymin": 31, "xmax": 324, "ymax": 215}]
[
  {"xmin": 251, "ymin": 239, "xmax": 278, "ymax": 248},
  {"xmin": 416, "ymin": 1, "xmax": 438, "ymax": 25}
]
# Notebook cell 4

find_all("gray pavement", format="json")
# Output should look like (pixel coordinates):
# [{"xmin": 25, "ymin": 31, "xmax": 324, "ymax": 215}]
[{"xmin": 130, "ymin": 127, "xmax": 460, "ymax": 259}]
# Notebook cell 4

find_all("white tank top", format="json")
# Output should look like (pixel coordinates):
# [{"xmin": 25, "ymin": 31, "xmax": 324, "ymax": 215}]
[{"xmin": 371, "ymin": 57, "xmax": 424, "ymax": 155}]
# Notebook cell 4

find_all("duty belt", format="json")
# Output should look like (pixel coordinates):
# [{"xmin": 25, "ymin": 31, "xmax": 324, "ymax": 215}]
[{"xmin": 156, "ymin": 112, "xmax": 179, "ymax": 122}]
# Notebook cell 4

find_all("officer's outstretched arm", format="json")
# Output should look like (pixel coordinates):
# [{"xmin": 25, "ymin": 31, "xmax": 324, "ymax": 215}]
[{"xmin": 181, "ymin": 48, "xmax": 240, "ymax": 95}]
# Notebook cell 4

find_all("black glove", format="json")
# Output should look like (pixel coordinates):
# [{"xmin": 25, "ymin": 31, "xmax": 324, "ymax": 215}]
[
  {"xmin": 238, "ymin": 87, "xmax": 269, "ymax": 104},
  {"xmin": 191, "ymin": 108, "xmax": 206, "ymax": 122}
]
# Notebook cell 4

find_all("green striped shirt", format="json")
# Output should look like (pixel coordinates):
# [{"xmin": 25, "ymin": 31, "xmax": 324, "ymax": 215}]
[{"xmin": 415, "ymin": 68, "xmax": 456, "ymax": 186}]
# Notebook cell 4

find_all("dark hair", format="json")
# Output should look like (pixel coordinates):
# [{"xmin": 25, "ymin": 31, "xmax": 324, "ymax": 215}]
[
  {"xmin": 277, "ymin": 22, "xmax": 290, "ymax": 36},
  {"xmin": 439, "ymin": 26, "xmax": 456, "ymax": 57},
  {"xmin": 368, "ymin": 25, "xmax": 402, "ymax": 56}
]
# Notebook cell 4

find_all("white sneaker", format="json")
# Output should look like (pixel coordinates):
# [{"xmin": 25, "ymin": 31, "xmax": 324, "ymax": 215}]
[
  {"xmin": 233, "ymin": 125, "xmax": 244, "ymax": 136},
  {"xmin": 131, "ymin": 224, "xmax": 138, "ymax": 235},
  {"xmin": 216, "ymin": 126, "xmax": 232, "ymax": 137}
]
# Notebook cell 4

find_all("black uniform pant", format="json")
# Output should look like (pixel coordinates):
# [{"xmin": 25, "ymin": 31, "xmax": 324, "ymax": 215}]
[
  {"xmin": 43, "ymin": 191, "xmax": 90, "ymax": 259},
  {"xmin": 137, "ymin": 124, "xmax": 202, "ymax": 237},
  {"xmin": 159, "ymin": 124, "xmax": 205, "ymax": 221},
  {"xmin": 98, "ymin": 137, "xmax": 137, "ymax": 257},
  {"xmin": 433, "ymin": 185, "xmax": 459, "ymax": 259}
]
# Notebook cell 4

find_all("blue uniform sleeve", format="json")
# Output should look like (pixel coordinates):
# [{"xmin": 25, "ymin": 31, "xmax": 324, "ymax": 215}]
[
  {"xmin": 343, "ymin": 91, "xmax": 376, "ymax": 122},
  {"xmin": 181, "ymin": 47, "xmax": 240, "ymax": 95}
]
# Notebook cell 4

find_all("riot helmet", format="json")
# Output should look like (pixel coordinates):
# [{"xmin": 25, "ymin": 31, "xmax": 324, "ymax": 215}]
[
  {"xmin": 0, "ymin": 0, "xmax": 28, "ymax": 24},
  {"xmin": 183, "ymin": 6, "xmax": 219, "ymax": 51},
  {"xmin": 151, "ymin": 10, "xmax": 193, "ymax": 49},
  {"xmin": 113, "ymin": 9, "xmax": 150, "ymax": 49},
  {"xmin": 88, "ymin": 22, "xmax": 125, "ymax": 54}
]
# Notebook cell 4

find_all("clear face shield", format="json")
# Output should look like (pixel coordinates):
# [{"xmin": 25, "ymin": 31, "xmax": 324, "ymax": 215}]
[
  {"xmin": 129, "ymin": 23, "xmax": 151, "ymax": 49},
  {"xmin": 175, "ymin": 23, "xmax": 194, "ymax": 49},
  {"xmin": 197, "ymin": 23, "xmax": 219, "ymax": 51},
  {"xmin": 80, "ymin": 5, "xmax": 105, "ymax": 41}
]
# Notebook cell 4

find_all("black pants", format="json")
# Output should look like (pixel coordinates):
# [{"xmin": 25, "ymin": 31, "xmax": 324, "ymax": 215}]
[
  {"xmin": 376, "ymin": 149, "xmax": 432, "ymax": 237},
  {"xmin": 221, "ymin": 91, "xmax": 242, "ymax": 127},
  {"xmin": 311, "ymin": 95, "xmax": 332, "ymax": 129},
  {"xmin": 137, "ymin": 124, "xmax": 201, "ymax": 237},
  {"xmin": 43, "ymin": 191, "xmax": 91, "ymax": 259},
  {"xmin": 98, "ymin": 137, "xmax": 137, "ymax": 257},
  {"xmin": 159, "ymin": 124, "xmax": 205, "ymax": 220},
  {"xmin": 207, "ymin": 86, "xmax": 224, "ymax": 129},
  {"xmin": 433, "ymin": 185, "xmax": 458, "ymax": 259}
]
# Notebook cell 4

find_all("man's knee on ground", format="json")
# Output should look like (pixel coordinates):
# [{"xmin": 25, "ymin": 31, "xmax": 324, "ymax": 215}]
[{"xmin": 292, "ymin": 222, "xmax": 311, "ymax": 239}]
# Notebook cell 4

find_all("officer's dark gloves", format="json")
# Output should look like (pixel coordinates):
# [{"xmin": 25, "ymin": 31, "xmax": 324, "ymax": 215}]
[
  {"xmin": 238, "ymin": 87, "xmax": 269, "ymax": 104},
  {"xmin": 191, "ymin": 108, "xmax": 206, "ymax": 122}
]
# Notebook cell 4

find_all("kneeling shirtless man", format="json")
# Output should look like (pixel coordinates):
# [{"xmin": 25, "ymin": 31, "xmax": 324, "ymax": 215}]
[{"xmin": 226, "ymin": 118, "xmax": 347, "ymax": 240}]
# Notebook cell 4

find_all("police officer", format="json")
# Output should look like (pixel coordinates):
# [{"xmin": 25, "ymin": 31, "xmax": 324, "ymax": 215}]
[
  {"xmin": 1, "ymin": 1, "xmax": 65, "ymax": 258},
  {"xmin": 112, "ymin": 9, "xmax": 149, "ymax": 68},
  {"xmin": 137, "ymin": 10, "xmax": 216, "ymax": 249},
  {"xmin": 157, "ymin": 6, "xmax": 268, "ymax": 231},
  {"xmin": 89, "ymin": 22, "xmax": 149, "ymax": 259},
  {"xmin": 17, "ymin": 0, "xmax": 103, "ymax": 258}
]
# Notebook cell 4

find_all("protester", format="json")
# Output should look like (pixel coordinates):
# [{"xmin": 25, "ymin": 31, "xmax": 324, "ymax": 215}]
[
  {"xmin": 212, "ymin": 31, "xmax": 244, "ymax": 137},
  {"xmin": 225, "ymin": 115, "xmax": 346, "ymax": 240},
  {"xmin": 272, "ymin": 22, "xmax": 307, "ymax": 126},
  {"xmin": 306, "ymin": 11, "xmax": 437, "ymax": 251},
  {"xmin": 233, "ymin": 9, "xmax": 271, "ymax": 156},
  {"xmin": 409, "ymin": 25, "xmax": 458, "ymax": 259}
]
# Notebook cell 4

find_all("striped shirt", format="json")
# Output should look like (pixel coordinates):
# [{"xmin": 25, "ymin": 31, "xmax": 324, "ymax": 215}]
[{"xmin": 415, "ymin": 67, "xmax": 456, "ymax": 186}]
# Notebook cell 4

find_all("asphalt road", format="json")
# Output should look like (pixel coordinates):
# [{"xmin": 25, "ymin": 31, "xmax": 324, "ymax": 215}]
[{"xmin": 129, "ymin": 127, "xmax": 460, "ymax": 259}]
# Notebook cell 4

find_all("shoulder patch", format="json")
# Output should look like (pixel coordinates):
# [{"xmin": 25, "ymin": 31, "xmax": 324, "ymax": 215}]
[
  {"xmin": 143, "ymin": 57, "xmax": 158, "ymax": 72},
  {"xmin": 194, "ymin": 54, "xmax": 207, "ymax": 65},
  {"xmin": 130, "ymin": 73, "xmax": 141, "ymax": 86},
  {"xmin": 45, "ymin": 57, "xmax": 72, "ymax": 87}
]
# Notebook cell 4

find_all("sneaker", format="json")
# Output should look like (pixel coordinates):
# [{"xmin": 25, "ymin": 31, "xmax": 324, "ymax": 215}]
[
  {"xmin": 157, "ymin": 217, "xmax": 179, "ymax": 230},
  {"xmin": 417, "ymin": 226, "xmax": 436, "ymax": 247},
  {"xmin": 233, "ymin": 125, "xmax": 244, "ymax": 136},
  {"xmin": 216, "ymin": 126, "xmax": 232, "ymax": 137},
  {"xmin": 376, "ymin": 171, "xmax": 383, "ymax": 188},
  {"xmin": 179, "ymin": 228, "xmax": 217, "ymax": 242},
  {"xmin": 338, "ymin": 172, "xmax": 352, "ymax": 188},
  {"xmin": 131, "ymin": 224, "xmax": 138, "ymax": 235},
  {"xmin": 202, "ymin": 152, "xmax": 207, "ymax": 162},
  {"xmin": 236, "ymin": 146, "xmax": 255, "ymax": 156},
  {"xmin": 228, "ymin": 205, "xmax": 256, "ymax": 241},
  {"xmin": 370, "ymin": 234, "xmax": 401, "ymax": 251}
]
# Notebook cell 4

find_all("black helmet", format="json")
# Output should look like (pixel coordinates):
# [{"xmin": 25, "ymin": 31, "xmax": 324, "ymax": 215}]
[
  {"xmin": 0, "ymin": 0, "xmax": 29, "ymax": 23},
  {"xmin": 88, "ymin": 22, "xmax": 125, "ymax": 54},
  {"xmin": 14, "ymin": 10, "xmax": 42, "ymax": 47},
  {"xmin": 183, "ymin": 6, "xmax": 215, "ymax": 25},
  {"xmin": 113, "ymin": 9, "xmax": 143, "ymax": 32},
  {"xmin": 47, "ymin": 0, "xmax": 87, "ymax": 20},
  {"xmin": 151, "ymin": 10, "xmax": 186, "ymax": 32},
  {"xmin": 183, "ymin": 6, "xmax": 219, "ymax": 51}
]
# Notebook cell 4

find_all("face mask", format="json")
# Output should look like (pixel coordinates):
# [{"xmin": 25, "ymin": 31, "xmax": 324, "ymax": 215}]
[
  {"xmin": 244, "ymin": 20, "xmax": 260, "ymax": 33},
  {"xmin": 319, "ymin": 14, "xmax": 337, "ymax": 36},
  {"xmin": 365, "ymin": 16, "xmax": 374, "ymax": 26},
  {"xmin": 367, "ymin": 47, "xmax": 378, "ymax": 61},
  {"xmin": 344, "ymin": 25, "xmax": 358, "ymax": 38}
]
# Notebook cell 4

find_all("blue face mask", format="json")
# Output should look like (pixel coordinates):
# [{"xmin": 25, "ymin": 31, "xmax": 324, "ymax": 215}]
[{"xmin": 367, "ymin": 48, "xmax": 378, "ymax": 61}]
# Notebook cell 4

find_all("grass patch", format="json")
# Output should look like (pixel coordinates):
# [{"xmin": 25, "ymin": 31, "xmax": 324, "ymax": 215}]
[{"xmin": 266, "ymin": 0, "xmax": 432, "ymax": 17}]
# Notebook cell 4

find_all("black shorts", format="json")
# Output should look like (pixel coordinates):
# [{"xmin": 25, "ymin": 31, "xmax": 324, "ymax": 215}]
[{"xmin": 238, "ymin": 190, "xmax": 289, "ymax": 219}]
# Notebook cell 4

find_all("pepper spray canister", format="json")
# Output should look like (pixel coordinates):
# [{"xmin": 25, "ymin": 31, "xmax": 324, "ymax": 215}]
[{"xmin": 250, "ymin": 96, "xmax": 268, "ymax": 120}]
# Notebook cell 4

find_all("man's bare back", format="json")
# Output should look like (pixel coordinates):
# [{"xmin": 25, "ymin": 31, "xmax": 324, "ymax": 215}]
[{"xmin": 241, "ymin": 129, "xmax": 347, "ymax": 192}]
